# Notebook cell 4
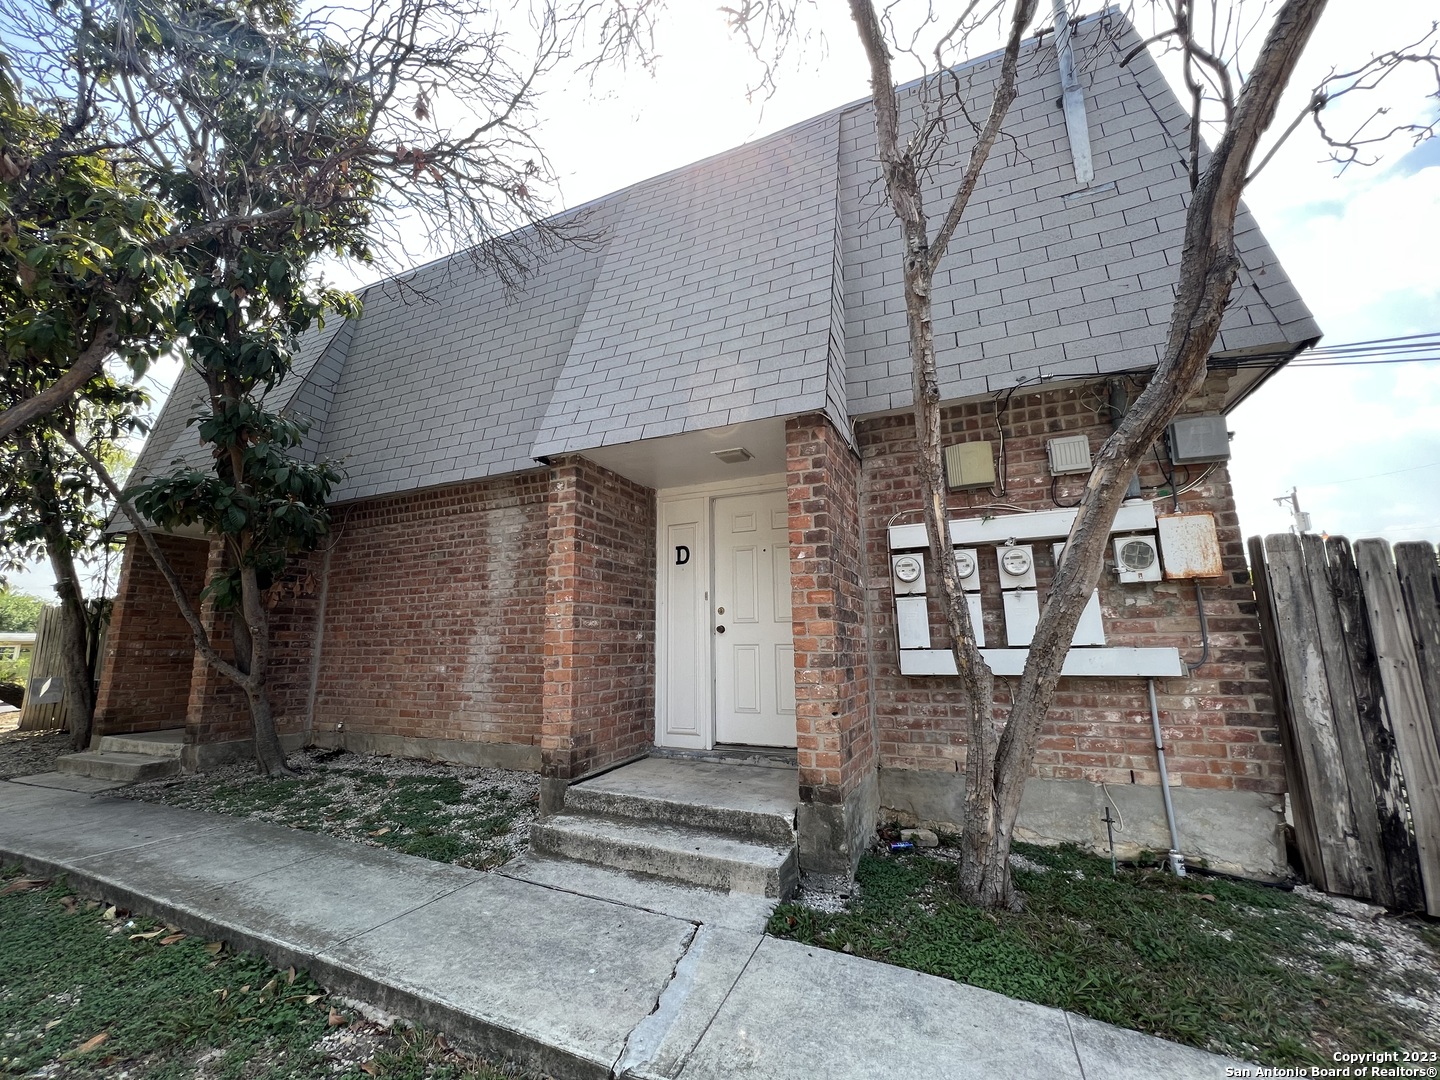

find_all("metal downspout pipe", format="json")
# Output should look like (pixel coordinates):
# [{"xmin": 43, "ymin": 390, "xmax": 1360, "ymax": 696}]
[{"xmin": 1148, "ymin": 677, "xmax": 1187, "ymax": 876}]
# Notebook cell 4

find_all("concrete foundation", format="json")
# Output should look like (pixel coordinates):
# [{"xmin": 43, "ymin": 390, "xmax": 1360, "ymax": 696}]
[
  {"xmin": 797, "ymin": 769, "xmax": 879, "ymax": 883},
  {"xmin": 878, "ymin": 767, "xmax": 1288, "ymax": 880},
  {"xmin": 308, "ymin": 730, "xmax": 540, "ymax": 773}
]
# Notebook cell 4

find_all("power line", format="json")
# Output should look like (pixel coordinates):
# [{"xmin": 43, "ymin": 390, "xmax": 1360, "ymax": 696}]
[{"xmin": 1319, "ymin": 460, "xmax": 1440, "ymax": 485}]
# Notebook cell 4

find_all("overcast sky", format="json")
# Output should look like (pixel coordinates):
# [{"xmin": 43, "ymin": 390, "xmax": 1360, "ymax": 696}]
[{"xmin": 7, "ymin": 0, "xmax": 1438, "ymax": 598}]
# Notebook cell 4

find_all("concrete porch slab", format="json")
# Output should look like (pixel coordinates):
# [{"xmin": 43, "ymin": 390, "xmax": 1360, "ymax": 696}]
[{"xmin": 578, "ymin": 758, "xmax": 798, "ymax": 824}]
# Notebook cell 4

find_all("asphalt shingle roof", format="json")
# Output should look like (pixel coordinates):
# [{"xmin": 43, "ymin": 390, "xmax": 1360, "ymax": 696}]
[{"xmin": 128, "ymin": 11, "xmax": 1319, "ymax": 505}]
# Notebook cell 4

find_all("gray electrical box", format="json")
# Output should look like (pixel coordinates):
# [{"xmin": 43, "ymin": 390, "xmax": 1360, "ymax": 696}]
[{"xmin": 1166, "ymin": 415, "xmax": 1231, "ymax": 464}]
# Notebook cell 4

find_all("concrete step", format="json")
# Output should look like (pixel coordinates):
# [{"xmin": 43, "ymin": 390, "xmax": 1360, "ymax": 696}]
[
  {"xmin": 96, "ymin": 729, "xmax": 185, "ymax": 758},
  {"xmin": 564, "ymin": 783, "xmax": 795, "ymax": 847},
  {"xmin": 55, "ymin": 751, "xmax": 180, "ymax": 783},
  {"xmin": 530, "ymin": 813, "xmax": 798, "ymax": 899}
]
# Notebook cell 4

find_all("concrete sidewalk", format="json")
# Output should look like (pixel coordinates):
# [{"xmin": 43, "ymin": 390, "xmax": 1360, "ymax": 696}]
[{"xmin": 0, "ymin": 777, "xmax": 1247, "ymax": 1079}]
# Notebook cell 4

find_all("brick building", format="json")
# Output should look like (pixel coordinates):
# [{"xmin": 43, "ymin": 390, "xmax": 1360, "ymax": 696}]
[{"xmin": 96, "ymin": 13, "xmax": 1318, "ymax": 885}]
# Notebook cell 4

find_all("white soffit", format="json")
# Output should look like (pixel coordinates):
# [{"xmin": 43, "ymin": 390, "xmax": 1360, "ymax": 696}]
[{"xmin": 578, "ymin": 417, "xmax": 789, "ymax": 491}]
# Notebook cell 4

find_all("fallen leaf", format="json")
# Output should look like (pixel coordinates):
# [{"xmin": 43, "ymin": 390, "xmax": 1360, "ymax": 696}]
[
  {"xmin": 239, "ymin": 984, "xmax": 251, "ymax": 995},
  {"xmin": 214, "ymin": 989, "xmax": 229, "ymax": 1002},
  {"xmin": 1197, "ymin": 893, "xmax": 1217, "ymax": 903},
  {"xmin": 304, "ymin": 994, "xmax": 323, "ymax": 1005},
  {"xmin": 841, "ymin": 943, "xmax": 854, "ymax": 954},
  {"xmin": 1, "ymin": 878, "xmax": 49, "ymax": 896},
  {"xmin": 129, "ymin": 929, "xmax": 166, "ymax": 941},
  {"xmin": 101, "ymin": 906, "xmax": 117, "ymax": 921},
  {"xmin": 85, "ymin": 900, "xmax": 100, "ymax": 910},
  {"xmin": 159, "ymin": 933, "xmax": 186, "ymax": 946},
  {"xmin": 45, "ymin": 1019, "xmax": 62, "ymax": 1031},
  {"xmin": 285, "ymin": 967, "xmax": 296, "ymax": 985},
  {"xmin": 258, "ymin": 977, "xmax": 278, "ymax": 1000},
  {"xmin": 59, "ymin": 896, "xmax": 78, "ymax": 913},
  {"xmin": 367, "ymin": 827, "xmax": 392, "ymax": 837},
  {"xmin": 75, "ymin": 1033, "xmax": 109, "ymax": 1054},
  {"xmin": 328, "ymin": 1008, "xmax": 347, "ymax": 1027},
  {"xmin": 204, "ymin": 941, "xmax": 224, "ymax": 955},
  {"xmin": 361, "ymin": 1062, "xmax": 379, "ymax": 1076}
]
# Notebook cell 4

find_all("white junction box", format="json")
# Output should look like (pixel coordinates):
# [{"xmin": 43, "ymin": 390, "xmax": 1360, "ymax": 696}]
[
  {"xmin": 895, "ymin": 596, "xmax": 931, "ymax": 649},
  {"xmin": 1113, "ymin": 535, "xmax": 1162, "ymax": 583},
  {"xmin": 892, "ymin": 552, "xmax": 926, "ymax": 596},
  {"xmin": 1003, "ymin": 589, "xmax": 1040, "ymax": 646},
  {"xmin": 995, "ymin": 544, "xmax": 1037, "ymax": 590},
  {"xmin": 1051, "ymin": 543, "xmax": 1106, "ymax": 646},
  {"xmin": 1157, "ymin": 512, "xmax": 1223, "ymax": 579}
]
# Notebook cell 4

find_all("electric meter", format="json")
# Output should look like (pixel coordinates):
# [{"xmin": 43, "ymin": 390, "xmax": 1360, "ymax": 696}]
[
  {"xmin": 1001, "ymin": 547, "xmax": 1032, "ymax": 577},
  {"xmin": 955, "ymin": 550, "xmax": 977, "ymax": 579},
  {"xmin": 994, "ymin": 544, "xmax": 1036, "ymax": 589},
  {"xmin": 1113, "ymin": 535, "xmax": 1162, "ymax": 583},
  {"xmin": 893, "ymin": 555, "xmax": 923, "ymax": 583}
]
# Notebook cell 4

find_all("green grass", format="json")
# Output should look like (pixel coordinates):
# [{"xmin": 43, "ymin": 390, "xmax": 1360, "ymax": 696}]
[
  {"xmin": 767, "ymin": 842, "xmax": 1440, "ymax": 1068},
  {"xmin": 0, "ymin": 868, "xmax": 513, "ymax": 1078}
]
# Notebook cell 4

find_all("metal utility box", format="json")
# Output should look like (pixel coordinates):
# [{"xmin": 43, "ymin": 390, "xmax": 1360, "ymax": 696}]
[
  {"xmin": 891, "ymin": 552, "xmax": 926, "ymax": 596},
  {"xmin": 1046, "ymin": 435, "xmax": 1093, "ymax": 475},
  {"xmin": 895, "ymin": 596, "xmax": 932, "ymax": 649},
  {"xmin": 1157, "ymin": 512, "xmax": 1223, "ymax": 579},
  {"xmin": 995, "ymin": 544, "xmax": 1037, "ymax": 590},
  {"xmin": 944, "ymin": 441, "xmax": 996, "ymax": 490},
  {"xmin": 954, "ymin": 548, "xmax": 982, "ymax": 591},
  {"xmin": 1166, "ymin": 414, "xmax": 1231, "ymax": 464},
  {"xmin": 1002, "ymin": 589, "xmax": 1039, "ymax": 646},
  {"xmin": 1113, "ymin": 534, "xmax": 1162, "ymax": 583}
]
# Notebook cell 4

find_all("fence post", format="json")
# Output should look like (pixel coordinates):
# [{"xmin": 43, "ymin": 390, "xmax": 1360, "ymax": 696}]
[
  {"xmin": 1355, "ymin": 539, "xmax": 1440, "ymax": 916},
  {"xmin": 1259, "ymin": 532, "xmax": 1369, "ymax": 896},
  {"xmin": 1302, "ymin": 534, "xmax": 1386, "ymax": 903},
  {"xmin": 1327, "ymin": 538, "xmax": 1425, "ymax": 911},
  {"xmin": 1249, "ymin": 535, "xmax": 1325, "ymax": 886},
  {"xmin": 1395, "ymin": 542, "xmax": 1440, "ymax": 751}
]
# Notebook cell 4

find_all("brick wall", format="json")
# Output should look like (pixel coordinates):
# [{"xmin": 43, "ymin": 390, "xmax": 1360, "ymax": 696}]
[
  {"xmin": 182, "ymin": 542, "xmax": 323, "ymax": 747},
  {"xmin": 787, "ymin": 415, "xmax": 876, "ymax": 805},
  {"xmin": 857, "ymin": 372, "xmax": 1283, "ymax": 797},
  {"xmin": 94, "ymin": 534, "xmax": 209, "ymax": 738},
  {"xmin": 311, "ymin": 473, "xmax": 551, "ymax": 749},
  {"xmin": 541, "ymin": 456, "xmax": 656, "ymax": 783}
]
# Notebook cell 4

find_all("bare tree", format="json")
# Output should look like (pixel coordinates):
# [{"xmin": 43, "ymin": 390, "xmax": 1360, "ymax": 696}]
[{"xmin": 707, "ymin": 0, "xmax": 1439, "ymax": 908}]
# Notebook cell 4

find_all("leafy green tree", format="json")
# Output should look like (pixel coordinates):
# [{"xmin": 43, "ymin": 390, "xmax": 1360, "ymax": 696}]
[
  {"xmin": 2, "ymin": 382, "xmax": 144, "ymax": 748},
  {"xmin": 0, "ymin": 587, "xmax": 43, "ymax": 632}
]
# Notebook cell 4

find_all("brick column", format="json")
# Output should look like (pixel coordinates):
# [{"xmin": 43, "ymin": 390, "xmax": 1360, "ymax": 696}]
[
  {"xmin": 787, "ymin": 414, "xmax": 878, "ymax": 879},
  {"xmin": 94, "ymin": 533, "xmax": 210, "ymax": 741},
  {"xmin": 540, "ymin": 456, "xmax": 656, "ymax": 814}
]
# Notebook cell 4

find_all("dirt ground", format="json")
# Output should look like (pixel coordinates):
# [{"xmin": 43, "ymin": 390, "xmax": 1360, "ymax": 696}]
[{"xmin": 0, "ymin": 710, "xmax": 69, "ymax": 780}]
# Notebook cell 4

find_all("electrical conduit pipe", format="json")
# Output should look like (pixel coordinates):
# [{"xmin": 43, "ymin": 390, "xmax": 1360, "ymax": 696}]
[{"xmin": 1148, "ymin": 677, "xmax": 1187, "ymax": 876}]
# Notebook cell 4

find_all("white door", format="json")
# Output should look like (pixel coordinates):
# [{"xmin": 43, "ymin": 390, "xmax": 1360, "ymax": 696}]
[{"xmin": 712, "ymin": 491, "xmax": 796, "ymax": 746}]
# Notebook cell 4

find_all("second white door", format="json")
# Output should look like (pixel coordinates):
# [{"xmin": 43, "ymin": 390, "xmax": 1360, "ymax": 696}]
[{"xmin": 712, "ymin": 491, "xmax": 796, "ymax": 746}]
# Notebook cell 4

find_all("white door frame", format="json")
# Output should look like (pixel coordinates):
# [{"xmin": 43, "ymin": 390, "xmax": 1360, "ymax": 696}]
[{"xmin": 654, "ymin": 473, "xmax": 789, "ymax": 751}]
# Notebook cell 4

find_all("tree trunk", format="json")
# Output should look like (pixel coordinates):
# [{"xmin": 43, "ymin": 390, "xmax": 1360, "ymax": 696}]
[
  {"xmin": 24, "ymin": 434, "xmax": 95, "ymax": 750},
  {"xmin": 46, "ymin": 536, "xmax": 95, "ymax": 752},
  {"xmin": 237, "ymin": 563, "xmax": 290, "ymax": 775},
  {"xmin": 988, "ymin": 0, "xmax": 1330, "ymax": 878}
]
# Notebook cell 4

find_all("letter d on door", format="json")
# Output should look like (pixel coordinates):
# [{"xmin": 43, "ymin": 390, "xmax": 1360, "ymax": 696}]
[{"xmin": 675, "ymin": 545, "xmax": 690, "ymax": 566}]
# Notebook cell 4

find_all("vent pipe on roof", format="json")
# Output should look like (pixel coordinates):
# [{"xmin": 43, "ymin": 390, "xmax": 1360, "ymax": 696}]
[{"xmin": 1051, "ymin": 0, "xmax": 1095, "ymax": 186}]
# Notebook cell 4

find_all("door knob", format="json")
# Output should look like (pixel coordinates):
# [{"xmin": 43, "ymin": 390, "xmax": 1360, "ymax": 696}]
[{"xmin": 715, "ymin": 625, "xmax": 726, "ymax": 634}]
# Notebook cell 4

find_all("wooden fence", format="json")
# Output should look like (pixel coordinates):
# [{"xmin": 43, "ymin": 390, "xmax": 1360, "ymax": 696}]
[
  {"xmin": 1249, "ymin": 533, "xmax": 1440, "ymax": 916},
  {"xmin": 16, "ymin": 606, "xmax": 108, "ymax": 735}
]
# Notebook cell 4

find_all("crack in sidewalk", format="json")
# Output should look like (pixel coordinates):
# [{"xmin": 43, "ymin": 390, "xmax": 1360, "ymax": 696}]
[{"xmin": 609, "ymin": 922, "xmax": 702, "ymax": 1080}]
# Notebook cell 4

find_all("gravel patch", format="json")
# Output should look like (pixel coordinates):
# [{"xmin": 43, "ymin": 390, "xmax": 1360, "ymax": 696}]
[
  {"xmin": 0, "ymin": 719, "xmax": 69, "ymax": 780},
  {"xmin": 121, "ymin": 747, "xmax": 539, "ymax": 871}
]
